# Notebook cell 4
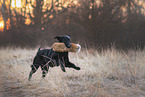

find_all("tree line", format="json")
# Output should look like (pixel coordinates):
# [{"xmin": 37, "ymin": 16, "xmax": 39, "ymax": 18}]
[{"xmin": 0, "ymin": 0, "xmax": 145, "ymax": 49}]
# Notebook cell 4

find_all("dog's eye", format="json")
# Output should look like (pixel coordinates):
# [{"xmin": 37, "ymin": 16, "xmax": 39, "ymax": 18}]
[
  {"xmin": 65, "ymin": 38, "xmax": 69, "ymax": 41},
  {"xmin": 68, "ymin": 38, "xmax": 70, "ymax": 41}
]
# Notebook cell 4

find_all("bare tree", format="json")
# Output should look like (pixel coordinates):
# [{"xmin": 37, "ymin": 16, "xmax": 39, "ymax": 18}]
[
  {"xmin": 26, "ymin": 0, "xmax": 73, "ymax": 29},
  {"xmin": 67, "ymin": 0, "xmax": 125, "ymax": 44},
  {"xmin": 1, "ymin": 0, "xmax": 7, "ymax": 31}
]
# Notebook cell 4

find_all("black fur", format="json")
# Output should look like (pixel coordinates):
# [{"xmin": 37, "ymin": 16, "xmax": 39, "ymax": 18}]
[{"xmin": 28, "ymin": 36, "xmax": 80, "ymax": 81}]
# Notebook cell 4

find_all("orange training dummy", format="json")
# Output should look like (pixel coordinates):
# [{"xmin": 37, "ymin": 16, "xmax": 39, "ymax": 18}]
[{"xmin": 52, "ymin": 43, "xmax": 81, "ymax": 52}]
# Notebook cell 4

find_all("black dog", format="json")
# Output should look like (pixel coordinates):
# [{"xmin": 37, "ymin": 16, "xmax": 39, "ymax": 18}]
[{"xmin": 28, "ymin": 35, "xmax": 80, "ymax": 81}]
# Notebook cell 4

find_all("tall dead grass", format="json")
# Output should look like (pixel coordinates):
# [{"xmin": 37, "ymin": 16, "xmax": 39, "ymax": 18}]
[{"xmin": 0, "ymin": 47, "xmax": 145, "ymax": 97}]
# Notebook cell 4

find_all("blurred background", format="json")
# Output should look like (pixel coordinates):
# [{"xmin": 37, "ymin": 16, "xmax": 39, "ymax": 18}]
[{"xmin": 0, "ymin": 0, "xmax": 145, "ymax": 49}]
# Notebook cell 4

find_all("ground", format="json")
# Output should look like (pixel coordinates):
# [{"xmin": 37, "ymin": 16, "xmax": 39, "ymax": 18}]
[{"xmin": 0, "ymin": 47, "xmax": 145, "ymax": 97}]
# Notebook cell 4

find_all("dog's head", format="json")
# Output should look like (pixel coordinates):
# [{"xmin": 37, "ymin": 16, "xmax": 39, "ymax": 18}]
[{"xmin": 54, "ymin": 35, "xmax": 72, "ymax": 48}]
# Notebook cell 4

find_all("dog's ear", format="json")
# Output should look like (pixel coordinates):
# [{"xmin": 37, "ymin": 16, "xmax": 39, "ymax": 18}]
[{"xmin": 54, "ymin": 36, "xmax": 62, "ymax": 42}]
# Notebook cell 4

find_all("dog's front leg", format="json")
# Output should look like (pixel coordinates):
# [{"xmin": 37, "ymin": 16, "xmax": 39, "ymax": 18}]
[
  {"xmin": 66, "ymin": 62, "xmax": 80, "ymax": 70},
  {"xmin": 59, "ymin": 57, "xmax": 66, "ymax": 72},
  {"xmin": 63, "ymin": 52, "xmax": 80, "ymax": 70}
]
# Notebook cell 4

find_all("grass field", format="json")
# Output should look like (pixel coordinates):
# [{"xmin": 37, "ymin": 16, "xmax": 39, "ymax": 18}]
[{"xmin": 0, "ymin": 47, "xmax": 145, "ymax": 97}]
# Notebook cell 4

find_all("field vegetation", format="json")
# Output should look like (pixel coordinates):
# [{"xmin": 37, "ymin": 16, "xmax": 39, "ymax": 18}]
[{"xmin": 0, "ymin": 47, "xmax": 145, "ymax": 97}]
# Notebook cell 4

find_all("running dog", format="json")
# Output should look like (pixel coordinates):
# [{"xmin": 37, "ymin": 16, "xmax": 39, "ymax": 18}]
[{"xmin": 28, "ymin": 35, "xmax": 80, "ymax": 81}]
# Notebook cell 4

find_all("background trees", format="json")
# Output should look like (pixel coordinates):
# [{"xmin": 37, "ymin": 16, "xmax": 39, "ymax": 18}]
[{"xmin": 0, "ymin": 0, "xmax": 145, "ymax": 49}]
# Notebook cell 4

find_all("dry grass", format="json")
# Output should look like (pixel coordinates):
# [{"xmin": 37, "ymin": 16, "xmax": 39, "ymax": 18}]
[{"xmin": 0, "ymin": 47, "xmax": 145, "ymax": 97}]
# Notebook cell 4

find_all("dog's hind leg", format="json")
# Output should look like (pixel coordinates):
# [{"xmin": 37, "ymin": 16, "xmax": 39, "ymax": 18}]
[
  {"xmin": 41, "ymin": 63, "xmax": 49, "ymax": 78},
  {"xmin": 28, "ymin": 64, "xmax": 39, "ymax": 81}
]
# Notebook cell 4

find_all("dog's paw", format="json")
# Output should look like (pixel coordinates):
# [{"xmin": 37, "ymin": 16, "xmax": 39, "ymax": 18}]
[
  {"xmin": 76, "ymin": 67, "xmax": 81, "ymax": 70},
  {"xmin": 62, "ymin": 68, "xmax": 66, "ymax": 72},
  {"xmin": 60, "ymin": 64, "xmax": 66, "ymax": 72}
]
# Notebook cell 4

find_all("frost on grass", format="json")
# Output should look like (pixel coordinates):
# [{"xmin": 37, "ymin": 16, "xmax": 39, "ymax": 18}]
[{"xmin": 0, "ymin": 47, "xmax": 145, "ymax": 97}]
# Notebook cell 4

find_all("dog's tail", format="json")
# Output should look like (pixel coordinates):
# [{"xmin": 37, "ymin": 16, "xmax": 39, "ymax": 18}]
[
  {"xmin": 38, "ymin": 47, "xmax": 41, "ymax": 51},
  {"xmin": 37, "ymin": 46, "xmax": 41, "ymax": 53}
]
